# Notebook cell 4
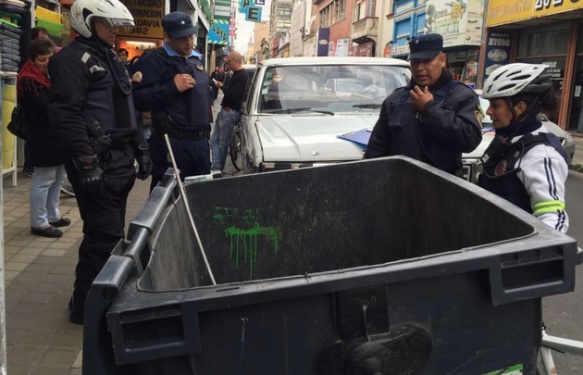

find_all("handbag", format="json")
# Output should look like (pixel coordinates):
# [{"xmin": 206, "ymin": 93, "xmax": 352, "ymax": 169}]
[{"xmin": 6, "ymin": 103, "xmax": 28, "ymax": 140}]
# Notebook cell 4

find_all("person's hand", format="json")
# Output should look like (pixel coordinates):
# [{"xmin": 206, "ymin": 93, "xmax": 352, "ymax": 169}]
[
  {"xmin": 174, "ymin": 74, "xmax": 195, "ymax": 92},
  {"xmin": 72, "ymin": 155, "xmax": 104, "ymax": 194},
  {"xmin": 136, "ymin": 152, "xmax": 153, "ymax": 180},
  {"xmin": 410, "ymin": 85, "xmax": 434, "ymax": 111},
  {"xmin": 215, "ymin": 81, "xmax": 224, "ymax": 88}
]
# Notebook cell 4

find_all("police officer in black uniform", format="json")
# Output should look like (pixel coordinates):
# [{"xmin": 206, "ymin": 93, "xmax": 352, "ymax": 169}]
[
  {"xmin": 47, "ymin": 0, "xmax": 152, "ymax": 324},
  {"xmin": 365, "ymin": 33, "xmax": 482, "ymax": 175},
  {"xmin": 131, "ymin": 11, "xmax": 213, "ymax": 190}
]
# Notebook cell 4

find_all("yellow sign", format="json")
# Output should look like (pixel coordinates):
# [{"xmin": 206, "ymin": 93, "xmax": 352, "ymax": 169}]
[
  {"xmin": 534, "ymin": 0, "xmax": 583, "ymax": 17},
  {"xmin": 487, "ymin": 0, "xmax": 583, "ymax": 27},
  {"xmin": 487, "ymin": 0, "xmax": 533, "ymax": 27},
  {"xmin": 118, "ymin": 0, "xmax": 165, "ymax": 39}
]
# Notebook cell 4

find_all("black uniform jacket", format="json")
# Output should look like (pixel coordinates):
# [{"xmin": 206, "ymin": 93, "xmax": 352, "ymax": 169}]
[
  {"xmin": 48, "ymin": 37, "xmax": 139, "ymax": 159},
  {"xmin": 365, "ymin": 70, "xmax": 482, "ymax": 174}
]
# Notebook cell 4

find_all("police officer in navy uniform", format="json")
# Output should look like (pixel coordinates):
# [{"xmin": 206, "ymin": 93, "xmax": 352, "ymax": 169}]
[
  {"xmin": 365, "ymin": 33, "xmax": 482, "ymax": 175},
  {"xmin": 47, "ymin": 0, "xmax": 153, "ymax": 324},
  {"xmin": 131, "ymin": 11, "xmax": 213, "ymax": 190}
]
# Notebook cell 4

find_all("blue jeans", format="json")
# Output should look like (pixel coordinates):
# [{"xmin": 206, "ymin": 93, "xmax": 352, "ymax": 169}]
[
  {"xmin": 210, "ymin": 109, "xmax": 240, "ymax": 171},
  {"xmin": 30, "ymin": 165, "xmax": 66, "ymax": 227}
]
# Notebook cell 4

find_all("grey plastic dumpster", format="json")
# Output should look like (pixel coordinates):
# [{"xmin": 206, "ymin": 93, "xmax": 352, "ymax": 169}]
[{"xmin": 83, "ymin": 156, "xmax": 580, "ymax": 375}]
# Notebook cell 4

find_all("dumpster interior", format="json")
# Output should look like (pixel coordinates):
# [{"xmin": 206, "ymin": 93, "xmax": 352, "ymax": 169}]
[{"xmin": 138, "ymin": 157, "xmax": 534, "ymax": 291}]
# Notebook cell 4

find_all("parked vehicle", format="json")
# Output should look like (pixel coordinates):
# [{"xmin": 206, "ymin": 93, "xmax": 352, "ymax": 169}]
[
  {"xmin": 461, "ymin": 90, "xmax": 576, "ymax": 183},
  {"xmin": 234, "ymin": 56, "xmax": 411, "ymax": 173}
]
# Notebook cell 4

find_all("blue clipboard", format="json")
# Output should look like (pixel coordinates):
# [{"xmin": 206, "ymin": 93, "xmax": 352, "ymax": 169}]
[{"xmin": 338, "ymin": 128, "xmax": 372, "ymax": 147}]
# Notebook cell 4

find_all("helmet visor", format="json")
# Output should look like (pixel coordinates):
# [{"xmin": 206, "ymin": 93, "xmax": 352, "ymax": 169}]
[{"xmin": 93, "ymin": 16, "xmax": 135, "ymax": 30}]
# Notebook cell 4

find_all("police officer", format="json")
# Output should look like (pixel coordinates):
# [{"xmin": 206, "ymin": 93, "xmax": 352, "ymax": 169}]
[
  {"xmin": 47, "ymin": 0, "xmax": 152, "ymax": 324},
  {"xmin": 479, "ymin": 63, "xmax": 569, "ymax": 232},
  {"xmin": 365, "ymin": 33, "xmax": 482, "ymax": 175},
  {"xmin": 131, "ymin": 11, "xmax": 212, "ymax": 190}
]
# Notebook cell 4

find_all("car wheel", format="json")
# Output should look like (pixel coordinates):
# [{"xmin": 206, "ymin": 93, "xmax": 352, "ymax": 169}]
[{"xmin": 229, "ymin": 125, "xmax": 243, "ymax": 172}]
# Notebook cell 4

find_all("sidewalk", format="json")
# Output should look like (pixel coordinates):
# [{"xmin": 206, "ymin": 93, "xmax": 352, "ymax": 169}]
[
  {"xmin": 2, "ymin": 98, "xmax": 226, "ymax": 375},
  {"xmin": 3, "ymin": 173, "xmax": 150, "ymax": 375}
]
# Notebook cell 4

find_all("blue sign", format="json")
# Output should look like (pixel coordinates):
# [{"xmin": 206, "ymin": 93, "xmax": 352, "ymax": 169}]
[
  {"xmin": 483, "ymin": 31, "xmax": 511, "ymax": 79},
  {"xmin": 209, "ymin": 19, "xmax": 229, "ymax": 45}
]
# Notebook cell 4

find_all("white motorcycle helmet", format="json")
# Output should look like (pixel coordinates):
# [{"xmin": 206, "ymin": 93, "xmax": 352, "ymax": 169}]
[
  {"xmin": 482, "ymin": 63, "xmax": 551, "ymax": 99},
  {"xmin": 70, "ymin": 0, "xmax": 134, "ymax": 38}
]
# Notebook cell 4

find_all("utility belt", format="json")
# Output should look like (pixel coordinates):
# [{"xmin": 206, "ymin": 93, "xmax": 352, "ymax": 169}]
[
  {"xmin": 152, "ymin": 111, "xmax": 210, "ymax": 141},
  {"xmin": 158, "ymin": 127, "xmax": 210, "ymax": 141}
]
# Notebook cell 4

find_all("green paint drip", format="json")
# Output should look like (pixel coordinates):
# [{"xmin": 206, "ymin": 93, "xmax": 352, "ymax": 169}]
[{"xmin": 214, "ymin": 208, "xmax": 281, "ymax": 279}]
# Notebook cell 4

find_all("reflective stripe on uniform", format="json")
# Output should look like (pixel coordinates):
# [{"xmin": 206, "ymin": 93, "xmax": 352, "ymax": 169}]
[{"xmin": 533, "ymin": 200, "xmax": 566, "ymax": 214}]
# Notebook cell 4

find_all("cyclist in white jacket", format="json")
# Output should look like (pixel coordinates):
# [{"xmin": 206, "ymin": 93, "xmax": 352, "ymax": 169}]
[{"xmin": 479, "ymin": 63, "xmax": 569, "ymax": 233}]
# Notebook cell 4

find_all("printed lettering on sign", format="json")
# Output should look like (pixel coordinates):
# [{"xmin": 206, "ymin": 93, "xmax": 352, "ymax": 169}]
[{"xmin": 118, "ymin": 0, "xmax": 165, "ymax": 39}]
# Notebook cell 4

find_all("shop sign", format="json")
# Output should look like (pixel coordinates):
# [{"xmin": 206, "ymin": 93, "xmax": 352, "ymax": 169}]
[
  {"xmin": 209, "ymin": 18, "xmax": 229, "ymax": 45},
  {"xmin": 317, "ymin": 28, "xmax": 329, "ymax": 57},
  {"xmin": 239, "ymin": 0, "xmax": 264, "ymax": 22},
  {"xmin": 391, "ymin": 42, "xmax": 410, "ymax": 57},
  {"xmin": 488, "ymin": 0, "xmax": 583, "ymax": 27},
  {"xmin": 483, "ymin": 31, "xmax": 511, "ymax": 79},
  {"xmin": 425, "ymin": 0, "xmax": 483, "ymax": 47},
  {"xmin": 534, "ymin": 0, "xmax": 583, "ymax": 16},
  {"xmin": 119, "ymin": 0, "xmax": 165, "ymax": 39},
  {"xmin": 542, "ymin": 60, "xmax": 563, "ymax": 81}
]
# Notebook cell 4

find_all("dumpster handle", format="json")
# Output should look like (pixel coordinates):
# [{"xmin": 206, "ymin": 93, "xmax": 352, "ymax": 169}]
[{"xmin": 164, "ymin": 134, "xmax": 217, "ymax": 285}]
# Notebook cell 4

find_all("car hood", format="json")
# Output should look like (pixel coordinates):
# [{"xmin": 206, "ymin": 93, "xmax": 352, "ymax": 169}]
[{"xmin": 255, "ymin": 114, "xmax": 378, "ymax": 162}]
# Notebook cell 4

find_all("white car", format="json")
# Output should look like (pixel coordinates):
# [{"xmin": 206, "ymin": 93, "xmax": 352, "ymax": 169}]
[{"xmin": 235, "ymin": 57, "xmax": 411, "ymax": 173}]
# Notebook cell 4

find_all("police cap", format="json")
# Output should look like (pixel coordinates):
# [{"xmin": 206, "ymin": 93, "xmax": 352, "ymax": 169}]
[
  {"xmin": 408, "ymin": 33, "xmax": 443, "ymax": 61},
  {"xmin": 162, "ymin": 11, "xmax": 198, "ymax": 38}
]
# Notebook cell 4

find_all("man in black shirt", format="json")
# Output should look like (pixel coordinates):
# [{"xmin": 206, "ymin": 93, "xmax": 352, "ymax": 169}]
[{"xmin": 210, "ymin": 50, "xmax": 248, "ymax": 176}]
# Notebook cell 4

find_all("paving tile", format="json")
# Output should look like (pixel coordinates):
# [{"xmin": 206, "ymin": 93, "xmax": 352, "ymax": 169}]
[
  {"xmin": 7, "ymin": 344, "xmax": 45, "ymax": 365},
  {"xmin": 31, "ymin": 315, "xmax": 67, "ymax": 331},
  {"xmin": 31, "ymin": 366, "xmax": 71, "ymax": 375},
  {"xmin": 20, "ymin": 247, "xmax": 46, "ymax": 255},
  {"xmin": 51, "ymin": 329, "xmax": 83, "ymax": 348},
  {"xmin": 10, "ymin": 253, "xmax": 38, "ymax": 263},
  {"xmin": 22, "ymin": 263, "xmax": 55, "ymax": 275},
  {"xmin": 4, "ymin": 270, "xmax": 20, "ymax": 281},
  {"xmin": 21, "ymin": 291, "xmax": 55, "ymax": 304},
  {"xmin": 49, "ymin": 265, "xmax": 74, "ymax": 275},
  {"xmin": 6, "ymin": 362, "xmax": 33, "ymax": 375},
  {"xmin": 15, "ymin": 328, "xmax": 55, "ymax": 346},
  {"xmin": 72, "ymin": 350, "xmax": 82, "ymax": 368},
  {"xmin": 38, "ymin": 347, "xmax": 78, "ymax": 367},
  {"xmin": 42, "ymin": 249, "xmax": 67, "ymax": 257},
  {"xmin": 68, "ymin": 368, "xmax": 83, "ymax": 375},
  {"xmin": 4, "ymin": 262, "xmax": 28, "ymax": 272}
]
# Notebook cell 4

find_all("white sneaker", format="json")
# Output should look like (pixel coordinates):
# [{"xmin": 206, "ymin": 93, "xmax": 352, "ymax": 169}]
[{"xmin": 210, "ymin": 170, "xmax": 223, "ymax": 179}]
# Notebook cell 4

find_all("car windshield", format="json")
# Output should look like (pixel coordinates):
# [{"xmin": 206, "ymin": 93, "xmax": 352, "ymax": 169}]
[
  {"xmin": 257, "ymin": 64, "xmax": 410, "ymax": 113},
  {"xmin": 478, "ymin": 96, "xmax": 494, "ymax": 128}
]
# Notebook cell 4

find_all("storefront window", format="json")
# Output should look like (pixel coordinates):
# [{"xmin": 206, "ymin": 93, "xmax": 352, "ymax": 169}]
[
  {"xmin": 568, "ymin": 24, "xmax": 583, "ymax": 132},
  {"xmin": 517, "ymin": 26, "xmax": 569, "ymax": 125}
]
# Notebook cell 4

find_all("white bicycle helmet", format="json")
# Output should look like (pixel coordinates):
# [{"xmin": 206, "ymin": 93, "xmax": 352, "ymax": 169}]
[
  {"xmin": 482, "ymin": 63, "xmax": 551, "ymax": 99},
  {"xmin": 71, "ymin": 0, "xmax": 134, "ymax": 38}
]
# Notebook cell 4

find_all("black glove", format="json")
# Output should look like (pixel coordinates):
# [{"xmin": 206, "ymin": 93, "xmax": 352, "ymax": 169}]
[
  {"xmin": 72, "ymin": 155, "xmax": 104, "ymax": 194},
  {"xmin": 136, "ymin": 152, "xmax": 153, "ymax": 180}
]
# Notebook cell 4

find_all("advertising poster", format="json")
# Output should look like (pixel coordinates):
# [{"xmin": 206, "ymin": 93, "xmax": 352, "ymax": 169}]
[
  {"xmin": 425, "ymin": 0, "xmax": 484, "ymax": 47},
  {"xmin": 483, "ymin": 31, "xmax": 511, "ymax": 80},
  {"xmin": 336, "ymin": 38, "xmax": 349, "ymax": 57}
]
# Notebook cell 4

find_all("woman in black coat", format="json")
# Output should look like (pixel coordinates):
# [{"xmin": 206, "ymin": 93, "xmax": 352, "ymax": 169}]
[{"xmin": 18, "ymin": 38, "xmax": 69, "ymax": 237}]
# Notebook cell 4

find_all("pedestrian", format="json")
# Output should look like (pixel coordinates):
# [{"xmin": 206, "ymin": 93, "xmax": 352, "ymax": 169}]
[
  {"xmin": 21, "ymin": 27, "xmax": 52, "ymax": 178},
  {"xmin": 18, "ymin": 37, "xmax": 69, "ymax": 238},
  {"xmin": 117, "ymin": 47, "xmax": 131, "ymax": 71},
  {"xmin": 210, "ymin": 51, "xmax": 248, "ymax": 177},
  {"xmin": 210, "ymin": 65, "xmax": 224, "ymax": 101},
  {"xmin": 31, "ymin": 26, "xmax": 74, "ymax": 195},
  {"xmin": 479, "ymin": 63, "xmax": 569, "ymax": 232},
  {"xmin": 132, "ymin": 11, "xmax": 213, "ymax": 190},
  {"xmin": 364, "ymin": 33, "xmax": 482, "ymax": 176},
  {"xmin": 47, "ymin": 0, "xmax": 152, "ymax": 324}
]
